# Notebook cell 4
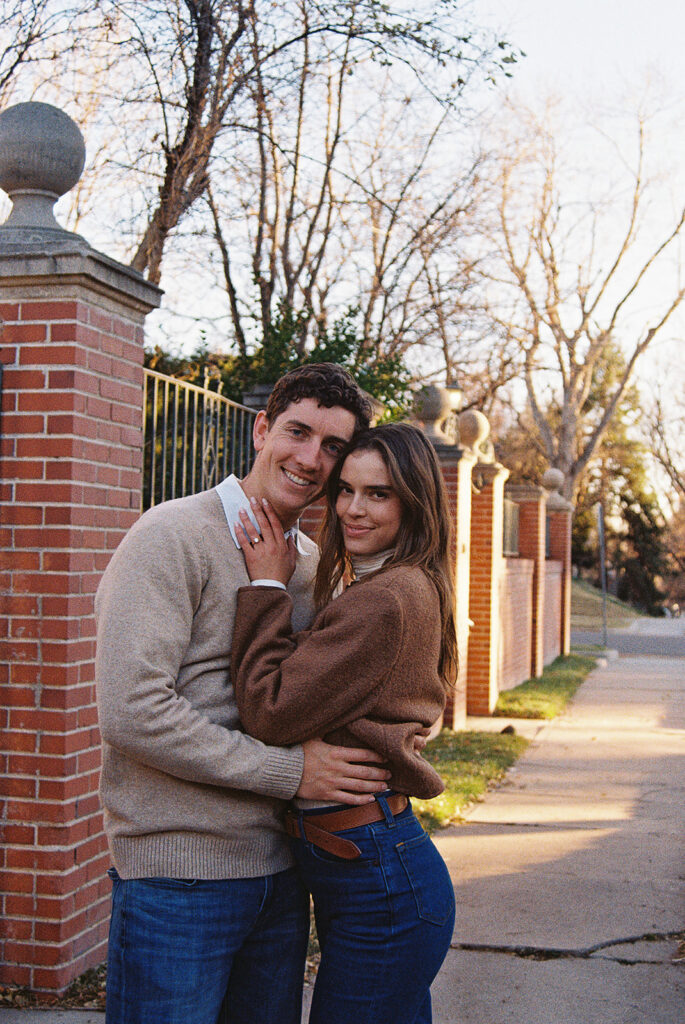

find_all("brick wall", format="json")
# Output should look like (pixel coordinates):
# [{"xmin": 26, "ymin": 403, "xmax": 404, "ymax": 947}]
[
  {"xmin": 499, "ymin": 558, "xmax": 534, "ymax": 691},
  {"xmin": 0, "ymin": 258, "xmax": 160, "ymax": 993}
]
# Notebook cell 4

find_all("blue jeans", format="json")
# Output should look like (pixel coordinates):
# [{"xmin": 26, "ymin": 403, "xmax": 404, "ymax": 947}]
[
  {"xmin": 293, "ymin": 796, "xmax": 456, "ymax": 1024},
  {"xmin": 105, "ymin": 866, "xmax": 309, "ymax": 1024}
]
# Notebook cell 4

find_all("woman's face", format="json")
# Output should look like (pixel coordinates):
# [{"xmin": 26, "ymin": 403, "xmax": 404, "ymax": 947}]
[{"xmin": 335, "ymin": 449, "xmax": 403, "ymax": 556}]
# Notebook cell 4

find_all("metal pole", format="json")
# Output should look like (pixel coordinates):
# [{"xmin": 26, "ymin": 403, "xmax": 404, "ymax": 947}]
[{"xmin": 595, "ymin": 502, "xmax": 608, "ymax": 648}]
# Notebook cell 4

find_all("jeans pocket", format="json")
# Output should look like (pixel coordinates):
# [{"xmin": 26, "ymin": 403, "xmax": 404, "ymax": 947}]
[
  {"xmin": 140, "ymin": 876, "xmax": 199, "ymax": 889},
  {"xmin": 395, "ymin": 832, "xmax": 454, "ymax": 926},
  {"xmin": 305, "ymin": 842, "xmax": 377, "ymax": 869}
]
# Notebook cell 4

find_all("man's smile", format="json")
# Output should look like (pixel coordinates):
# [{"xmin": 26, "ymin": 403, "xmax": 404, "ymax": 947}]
[{"xmin": 283, "ymin": 468, "xmax": 315, "ymax": 487}]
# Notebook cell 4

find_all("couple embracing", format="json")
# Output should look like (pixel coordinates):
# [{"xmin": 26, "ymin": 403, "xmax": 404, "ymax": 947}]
[{"xmin": 95, "ymin": 363, "xmax": 456, "ymax": 1024}]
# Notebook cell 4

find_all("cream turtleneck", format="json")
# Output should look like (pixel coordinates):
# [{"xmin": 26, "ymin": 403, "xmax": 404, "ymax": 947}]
[{"xmin": 350, "ymin": 549, "xmax": 395, "ymax": 580}]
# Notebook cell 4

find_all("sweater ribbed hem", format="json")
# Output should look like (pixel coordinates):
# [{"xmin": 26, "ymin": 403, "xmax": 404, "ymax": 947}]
[{"xmin": 111, "ymin": 832, "xmax": 295, "ymax": 880}]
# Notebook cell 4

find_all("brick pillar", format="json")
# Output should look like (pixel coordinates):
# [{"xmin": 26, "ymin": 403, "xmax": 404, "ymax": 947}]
[
  {"xmin": 0, "ymin": 102, "xmax": 162, "ymax": 994},
  {"xmin": 546, "ymin": 495, "xmax": 573, "ymax": 656},
  {"xmin": 434, "ymin": 445, "xmax": 475, "ymax": 730},
  {"xmin": 298, "ymin": 496, "xmax": 326, "ymax": 542},
  {"xmin": 507, "ymin": 485, "xmax": 547, "ymax": 678},
  {"xmin": 466, "ymin": 462, "xmax": 510, "ymax": 715}
]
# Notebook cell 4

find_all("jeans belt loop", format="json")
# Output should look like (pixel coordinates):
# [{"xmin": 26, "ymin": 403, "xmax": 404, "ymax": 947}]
[{"xmin": 375, "ymin": 792, "xmax": 396, "ymax": 828}]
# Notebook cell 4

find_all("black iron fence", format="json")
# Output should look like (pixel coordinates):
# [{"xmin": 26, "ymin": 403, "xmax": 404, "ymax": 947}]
[{"xmin": 142, "ymin": 369, "xmax": 257, "ymax": 511}]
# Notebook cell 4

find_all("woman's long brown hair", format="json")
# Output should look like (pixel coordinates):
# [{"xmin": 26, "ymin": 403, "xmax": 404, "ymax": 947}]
[{"xmin": 314, "ymin": 422, "xmax": 458, "ymax": 691}]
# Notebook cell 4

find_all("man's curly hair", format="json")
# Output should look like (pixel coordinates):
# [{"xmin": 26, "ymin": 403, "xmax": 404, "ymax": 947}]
[{"xmin": 265, "ymin": 363, "xmax": 372, "ymax": 432}]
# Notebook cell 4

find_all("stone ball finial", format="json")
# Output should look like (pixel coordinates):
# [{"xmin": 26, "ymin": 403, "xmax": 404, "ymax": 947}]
[
  {"xmin": 542, "ymin": 467, "xmax": 564, "ymax": 494},
  {"xmin": 458, "ymin": 409, "xmax": 490, "ymax": 457},
  {"xmin": 411, "ymin": 383, "xmax": 462, "ymax": 445},
  {"xmin": 0, "ymin": 101, "xmax": 86, "ymax": 229}
]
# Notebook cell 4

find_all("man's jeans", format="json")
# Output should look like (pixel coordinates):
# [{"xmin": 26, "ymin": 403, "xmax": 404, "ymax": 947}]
[{"xmin": 105, "ymin": 866, "xmax": 309, "ymax": 1024}]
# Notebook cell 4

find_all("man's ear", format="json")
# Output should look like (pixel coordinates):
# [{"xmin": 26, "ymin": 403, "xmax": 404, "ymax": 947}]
[{"xmin": 253, "ymin": 410, "xmax": 269, "ymax": 453}]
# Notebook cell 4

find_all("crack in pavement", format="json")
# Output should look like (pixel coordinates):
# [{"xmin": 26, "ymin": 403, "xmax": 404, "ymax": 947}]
[{"xmin": 451, "ymin": 931, "xmax": 685, "ymax": 966}]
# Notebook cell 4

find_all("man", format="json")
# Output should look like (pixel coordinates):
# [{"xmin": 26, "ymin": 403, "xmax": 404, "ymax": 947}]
[{"xmin": 95, "ymin": 364, "xmax": 389, "ymax": 1024}]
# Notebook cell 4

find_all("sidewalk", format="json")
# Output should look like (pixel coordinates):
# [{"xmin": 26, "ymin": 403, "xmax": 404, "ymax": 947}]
[
  {"xmin": 2, "ymin": 643, "xmax": 683, "ymax": 1023},
  {"xmin": 572, "ymin": 610, "xmax": 685, "ymax": 657},
  {"xmin": 431, "ymin": 645, "xmax": 685, "ymax": 1024}
]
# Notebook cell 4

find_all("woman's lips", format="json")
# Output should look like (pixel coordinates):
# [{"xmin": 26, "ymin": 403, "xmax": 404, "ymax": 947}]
[{"xmin": 342, "ymin": 523, "xmax": 372, "ymax": 536}]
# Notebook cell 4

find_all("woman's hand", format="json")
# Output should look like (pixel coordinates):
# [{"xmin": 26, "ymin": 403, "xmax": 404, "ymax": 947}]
[{"xmin": 234, "ymin": 498, "xmax": 297, "ymax": 586}]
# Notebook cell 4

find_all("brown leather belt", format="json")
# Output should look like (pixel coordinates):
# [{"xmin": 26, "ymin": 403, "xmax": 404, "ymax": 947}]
[{"xmin": 284, "ymin": 794, "xmax": 409, "ymax": 861}]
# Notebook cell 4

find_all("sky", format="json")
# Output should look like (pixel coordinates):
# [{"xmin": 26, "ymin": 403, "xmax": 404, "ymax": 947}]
[
  {"xmin": 473, "ymin": 0, "xmax": 685, "ymax": 96},
  {"xmin": 471, "ymin": 0, "xmax": 685, "ymax": 387}
]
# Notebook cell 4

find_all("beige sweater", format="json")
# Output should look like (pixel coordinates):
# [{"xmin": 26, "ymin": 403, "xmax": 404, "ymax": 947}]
[
  {"xmin": 95, "ymin": 487, "xmax": 318, "ymax": 879},
  {"xmin": 232, "ymin": 565, "xmax": 446, "ymax": 800}
]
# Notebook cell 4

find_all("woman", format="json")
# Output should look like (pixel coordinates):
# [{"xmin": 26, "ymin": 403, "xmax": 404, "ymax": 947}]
[{"xmin": 231, "ymin": 422, "xmax": 457, "ymax": 1024}]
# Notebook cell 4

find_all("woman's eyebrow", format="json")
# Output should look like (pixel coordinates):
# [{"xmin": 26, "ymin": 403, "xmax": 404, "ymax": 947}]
[{"xmin": 338, "ymin": 477, "xmax": 392, "ymax": 491}]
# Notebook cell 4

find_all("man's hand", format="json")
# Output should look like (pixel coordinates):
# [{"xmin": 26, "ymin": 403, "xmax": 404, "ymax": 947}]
[{"xmin": 297, "ymin": 739, "xmax": 391, "ymax": 805}]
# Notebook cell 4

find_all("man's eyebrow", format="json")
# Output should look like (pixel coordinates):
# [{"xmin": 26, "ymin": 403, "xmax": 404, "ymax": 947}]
[
  {"xmin": 284, "ymin": 418, "xmax": 350, "ymax": 448},
  {"xmin": 283, "ymin": 418, "xmax": 312, "ymax": 432}
]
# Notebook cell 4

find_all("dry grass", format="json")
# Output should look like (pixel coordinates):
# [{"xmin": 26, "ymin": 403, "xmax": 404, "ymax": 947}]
[{"xmin": 571, "ymin": 578, "xmax": 643, "ymax": 629}]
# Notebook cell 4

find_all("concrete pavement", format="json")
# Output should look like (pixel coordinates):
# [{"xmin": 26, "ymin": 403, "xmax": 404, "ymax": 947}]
[
  {"xmin": 573, "ymin": 611, "xmax": 685, "ymax": 656},
  {"xmin": 431, "ymin": 631, "xmax": 685, "ymax": 1023},
  {"xmin": 2, "ymin": 625, "xmax": 683, "ymax": 1023}
]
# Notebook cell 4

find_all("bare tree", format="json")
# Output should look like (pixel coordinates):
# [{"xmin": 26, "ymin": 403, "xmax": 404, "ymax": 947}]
[
  {"xmin": 200, "ymin": 18, "xmax": 520, "ymax": 394},
  {"xmin": 345, "ymin": 110, "xmax": 518, "ymax": 406},
  {"xmin": 647, "ymin": 389, "xmax": 685, "ymax": 506},
  {"xmin": 481, "ymin": 98, "xmax": 685, "ymax": 498},
  {"xmin": 0, "ymin": 0, "xmax": 52, "ymax": 101},
  {"xmin": 6, "ymin": 0, "xmax": 517, "ymax": 287},
  {"xmin": 645, "ymin": 386, "xmax": 685, "ymax": 596}
]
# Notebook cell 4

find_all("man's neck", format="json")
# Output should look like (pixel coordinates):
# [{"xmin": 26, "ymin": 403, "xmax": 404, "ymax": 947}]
[{"xmin": 238, "ymin": 474, "xmax": 299, "ymax": 532}]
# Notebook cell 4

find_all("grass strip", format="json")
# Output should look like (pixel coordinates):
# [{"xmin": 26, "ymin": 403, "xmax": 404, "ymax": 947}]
[
  {"xmin": 413, "ymin": 728, "xmax": 528, "ymax": 831},
  {"xmin": 493, "ymin": 653, "xmax": 597, "ymax": 720}
]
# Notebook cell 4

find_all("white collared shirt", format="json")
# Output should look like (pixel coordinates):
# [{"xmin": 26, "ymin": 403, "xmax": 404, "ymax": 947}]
[{"xmin": 215, "ymin": 474, "xmax": 310, "ymax": 558}]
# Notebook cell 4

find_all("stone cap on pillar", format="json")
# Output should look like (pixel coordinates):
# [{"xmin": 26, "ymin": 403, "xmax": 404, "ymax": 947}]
[
  {"xmin": 543, "ymin": 468, "xmax": 573, "ymax": 511},
  {"xmin": 0, "ymin": 101, "xmax": 162, "ymax": 313},
  {"xmin": 458, "ymin": 410, "xmax": 509, "ymax": 487},
  {"xmin": 411, "ymin": 383, "xmax": 461, "ymax": 443},
  {"xmin": 410, "ymin": 382, "xmax": 475, "ymax": 462},
  {"xmin": 458, "ymin": 409, "xmax": 492, "ymax": 460},
  {"xmin": 0, "ymin": 101, "xmax": 91, "ymax": 251}
]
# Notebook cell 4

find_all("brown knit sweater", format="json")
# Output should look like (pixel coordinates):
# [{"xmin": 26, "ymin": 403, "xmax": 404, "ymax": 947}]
[{"xmin": 232, "ymin": 565, "xmax": 446, "ymax": 799}]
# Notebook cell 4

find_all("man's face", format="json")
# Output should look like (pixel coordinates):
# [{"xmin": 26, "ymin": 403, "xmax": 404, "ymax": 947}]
[{"xmin": 245, "ymin": 398, "xmax": 357, "ymax": 527}]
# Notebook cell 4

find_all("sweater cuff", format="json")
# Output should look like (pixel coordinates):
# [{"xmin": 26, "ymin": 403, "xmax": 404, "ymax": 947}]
[{"xmin": 260, "ymin": 744, "xmax": 305, "ymax": 800}]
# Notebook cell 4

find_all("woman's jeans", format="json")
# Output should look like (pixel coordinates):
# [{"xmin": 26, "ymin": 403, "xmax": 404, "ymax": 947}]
[
  {"xmin": 293, "ymin": 795, "xmax": 456, "ymax": 1024},
  {"xmin": 105, "ymin": 865, "xmax": 309, "ymax": 1024}
]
